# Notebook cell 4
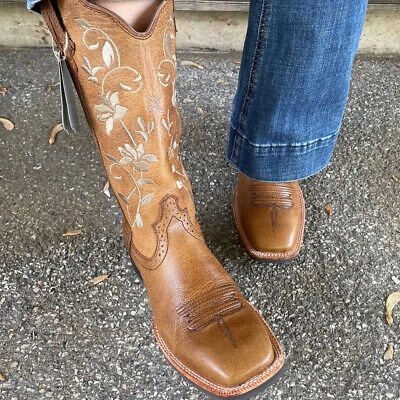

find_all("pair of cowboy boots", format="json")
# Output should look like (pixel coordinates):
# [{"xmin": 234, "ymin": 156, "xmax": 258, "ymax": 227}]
[{"xmin": 40, "ymin": 0, "xmax": 304, "ymax": 397}]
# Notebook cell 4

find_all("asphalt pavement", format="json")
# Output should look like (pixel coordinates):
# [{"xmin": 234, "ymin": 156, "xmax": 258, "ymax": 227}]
[{"xmin": 0, "ymin": 48, "xmax": 399, "ymax": 399}]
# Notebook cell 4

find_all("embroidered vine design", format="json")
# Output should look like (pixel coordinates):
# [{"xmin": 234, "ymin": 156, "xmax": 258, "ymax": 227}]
[
  {"xmin": 158, "ymin": 18, "xmax": 177, "ymax": 106},
  {"xmin": 105, "ymin": 115, "xmax": 158, "ymax": 228},
  {"xmin": 156, "ymin": 18, "xmax": 191, "ymax": 196},
  {"xmin": 161, "ymin": 110, "xmax": 191, "ymax": 196},
  {"xmin": 75, "ymin": 19, "xmax": 158, "ymax": 228}
]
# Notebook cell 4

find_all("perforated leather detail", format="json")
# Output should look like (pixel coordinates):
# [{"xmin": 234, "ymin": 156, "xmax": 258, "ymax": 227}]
[{"xmin": 128, "ymin": 195, "xmax": 203, "ymax": 270}]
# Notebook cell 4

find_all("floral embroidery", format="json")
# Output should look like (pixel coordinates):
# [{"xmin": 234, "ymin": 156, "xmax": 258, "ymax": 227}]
[
  {"xmin": 162, "ymin": 110, "xmax": 191, "ymax": 196},
  {"xmin": 76, "ymin": 20, "xmax": 143, "ymax": 94},
  {"xmin": 147, "ymin": 94, "xmax": 163, "ymax": 112},
  {"xmin": 94, "ymin": 91, "xmax": 127, "ymax": 135},
  {"xmin": 157, "ymin": 18, "xmax": 189, "ymax": 192},
  {"xmin": 75, "ymin": 16, "xmax": 192, "ymax": 230},
  {"xmin": 75, "ymin": 19, "xmax": 157, "ymax": 228},
  {"xmin": 105, "ymin": 115, "xmax": 158, "ymax": 228},
  {"xmin": 158, "ymin": 18, "xmax": 177, "ymax": 106}
]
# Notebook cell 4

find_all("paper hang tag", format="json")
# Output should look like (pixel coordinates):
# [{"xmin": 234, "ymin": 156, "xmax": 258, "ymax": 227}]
[{"xmin": 58, "ymin": 56, "xmax": 79, "ymax": 133}]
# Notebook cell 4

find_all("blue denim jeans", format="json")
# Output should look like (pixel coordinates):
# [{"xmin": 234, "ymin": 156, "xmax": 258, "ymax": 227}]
[
  {"xmin": 27, "ymin": 0, "xmax": 368, "ymax": 182},
  {"xmin": 228, "ymin": 0, "xmax": 368, "ymax": 181},
  {"xmin": 27, "ymin": 0, "xmax": 41, "ymax": 12}
]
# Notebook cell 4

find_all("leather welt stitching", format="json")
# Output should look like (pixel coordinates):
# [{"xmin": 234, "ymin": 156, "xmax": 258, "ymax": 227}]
[
  {"xmin": 128, "ymin": 195, "xmax": 203, "ymax": 270},
  {"xmin": 154, "ymin": 302, "xmax": 285, "ymax": 396},
  {"xmin": 177, "ymin": 283, "xmax": 243, "ymax": 348}
]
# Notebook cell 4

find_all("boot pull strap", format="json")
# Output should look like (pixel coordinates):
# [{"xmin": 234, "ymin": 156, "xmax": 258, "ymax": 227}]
[{"xmin": 41, "ymin": 0, "xmax": 75, "ymax": 59}]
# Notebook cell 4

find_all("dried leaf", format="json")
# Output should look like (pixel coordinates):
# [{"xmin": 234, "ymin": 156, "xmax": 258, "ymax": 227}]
[
  {"xmin": 183, "ymin": 98, "xmax": 194, "ymax": 103},
  {"xmin": 217, "ymin": 79, "xmax": 227, "ymax": 84},
  {"xmin": 103, "ymin": 180, "xmax": 110, "ymax": 198},
  {"xmin": 181, "ymin": 60, "xmax": 205, "ymax": 70},
  {"xmin": 0, "ymin": 117, "xmax": 14, "ymax": 131},
  {"xmin": 392, "ymin": 276, "xmax": 400, "ymax": 285},
  {"xmin": 386, "ymin": 291, "xmax": 400, "ymax": 325},
  {"xmin": 0, "ymin": 371, "xmax": 5, "ymax": 381},
  {"xmin": 91, "ymin": 274, "xmax": 109, "ymax": 285},
  {"xmin": 49, "ymin": 123, "xmax": 63, "ymax": 144},
  {"xmin": 325, "ymin": 203, "xmax": 333, "ymax": 216},
  {"xmin": 62, "ymin": 229, "xmax": 82, "ymax": 237},
  {"xmin": 0, "ymin": 85, "xmax": 10, "ymax": 95},
  {"xmin": 392, "ymin": 175, "xmax": 398, "ymax": 182},
  {"xmin": 384, "ymin": 344, "xmax": 394, "ymax": 360},
  {"xmin": 46, "ymin": 82, "xmax": 60, "ymax": 92},
  {"xmin": 196, "ymin": 107, "xmax": 205, "ymax": 117}
]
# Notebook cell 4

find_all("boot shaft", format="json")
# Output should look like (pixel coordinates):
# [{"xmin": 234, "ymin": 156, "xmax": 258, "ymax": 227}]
[{"xmin": 42, "ymin": 0, "xmax": 197, "ymax": 258}]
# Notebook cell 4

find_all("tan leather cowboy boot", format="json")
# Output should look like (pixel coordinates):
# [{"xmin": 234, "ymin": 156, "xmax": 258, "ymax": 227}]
[
  {"xmin": 40, "ymin": 0, "xmax": 285, "ymax": 396},
  {"xmin": 233, "ymin": 172, "xmax": 305, "ymax": 261}
]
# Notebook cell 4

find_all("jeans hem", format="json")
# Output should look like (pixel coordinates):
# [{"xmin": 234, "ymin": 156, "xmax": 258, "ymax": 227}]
[{"xmin": 227, "ymin": 127, "xmax": 340, "ymax": 182}]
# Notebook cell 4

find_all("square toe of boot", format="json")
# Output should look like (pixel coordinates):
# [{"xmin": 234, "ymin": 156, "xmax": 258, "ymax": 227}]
[{"xmin": 163, "ymin": 305, "xmax": 281, "ymax": 390}]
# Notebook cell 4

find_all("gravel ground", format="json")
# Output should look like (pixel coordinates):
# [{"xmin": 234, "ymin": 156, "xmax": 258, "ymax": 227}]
[{"xmin": 0, "ymin": 48, "xmax": 399, "ymax": 400}]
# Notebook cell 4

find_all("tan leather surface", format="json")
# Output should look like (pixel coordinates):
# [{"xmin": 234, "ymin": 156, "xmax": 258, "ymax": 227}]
[
  {"xmin": 233, "ymin": 172, "xmax": 305, "ymax": 261},
  {"xmin": 42, "ymin": 0, "xmax": 284, "ymax": 395}
]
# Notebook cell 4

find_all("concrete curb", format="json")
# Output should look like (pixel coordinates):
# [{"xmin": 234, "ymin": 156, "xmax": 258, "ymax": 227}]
[{"xmin": 0, "ymin": 5, "xmax": 399, "ymax": 54}]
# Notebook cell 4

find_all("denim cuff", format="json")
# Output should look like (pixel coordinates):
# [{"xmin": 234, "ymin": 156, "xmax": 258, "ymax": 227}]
[
  {"xmin": 227, "ymin": 127, "xmax": 340, "ymax": 182},
  {"xmin": 26, "ymin": 0, "xmax": 42, "ymax": 13}
]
